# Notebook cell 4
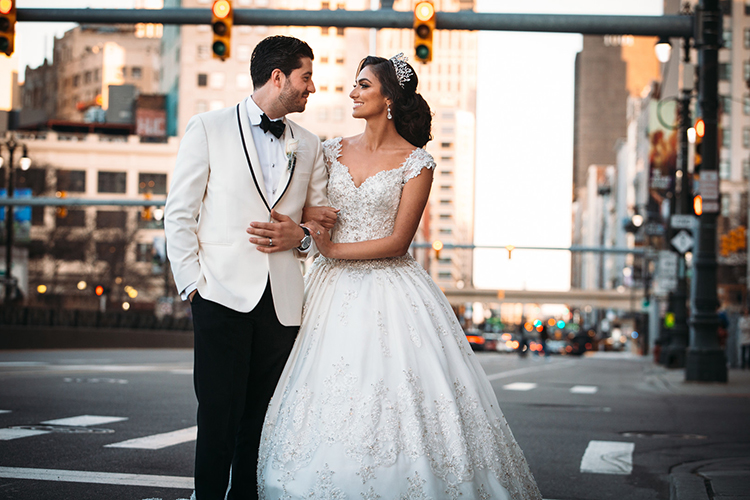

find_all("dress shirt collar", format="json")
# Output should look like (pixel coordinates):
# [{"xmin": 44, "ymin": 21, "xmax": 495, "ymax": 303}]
[{"xmin": 246, "ymin": 96, "xmax": 285, "ymax": 128}]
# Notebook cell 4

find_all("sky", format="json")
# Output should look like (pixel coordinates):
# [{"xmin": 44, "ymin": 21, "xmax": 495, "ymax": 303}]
[{"xmin": 14, "ymin": 0, "xmax": 665, "ymax": 292}]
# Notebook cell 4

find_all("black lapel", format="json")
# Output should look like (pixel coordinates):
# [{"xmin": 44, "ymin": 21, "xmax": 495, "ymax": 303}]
[{"xmin": 236, "ymin": 104, "xmax": 270, "ymax": 213}]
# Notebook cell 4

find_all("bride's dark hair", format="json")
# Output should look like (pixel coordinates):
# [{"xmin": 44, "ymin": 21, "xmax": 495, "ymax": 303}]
[{"xmin": 357, "ymin": 55, "xmax": 432, "ymax": 148}]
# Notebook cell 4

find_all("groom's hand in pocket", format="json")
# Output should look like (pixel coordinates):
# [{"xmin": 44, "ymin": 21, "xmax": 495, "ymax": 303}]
[{"xmin": 247, "ymin": 209, "xmax": 306, "ymax": 253}]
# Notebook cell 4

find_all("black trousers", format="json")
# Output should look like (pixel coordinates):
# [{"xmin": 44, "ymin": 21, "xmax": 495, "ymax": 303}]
[{"xmin": 190, "ymin": 282, "xmax": 298, "ymax": 500}]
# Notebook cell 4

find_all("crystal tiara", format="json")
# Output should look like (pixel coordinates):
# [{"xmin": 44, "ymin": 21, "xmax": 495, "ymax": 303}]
[{"xmin": 390, "ymin": 52, "xmax": 413, "ymax": 88}]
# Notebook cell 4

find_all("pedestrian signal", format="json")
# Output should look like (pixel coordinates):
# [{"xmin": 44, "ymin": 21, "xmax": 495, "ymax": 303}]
[
  {"xmin": 694, "ymin": 118, "xmax": 704, "ymax": 173},
  {"xmin": 95, "ymin": 285, "xmax": 105, "ymax": 296},
  {"xmin": 693, "ymin": 194, "xmax": 702, "ymax": 216},
  {"xmin": 413, "ymin": 1, "xmax": 435, "ymax": 63},
  {"xmin": 212, "ymin": 0, "xmax": 233, "ymax": 60},
  {"xmin": 0, "ymin": 0, "xmax": 16, "ymax": 57}
]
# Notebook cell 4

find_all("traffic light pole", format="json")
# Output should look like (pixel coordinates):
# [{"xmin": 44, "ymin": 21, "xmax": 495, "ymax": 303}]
[{"xmin": 686, "ymin": 0, "xmax": 727, "ymax": 382}]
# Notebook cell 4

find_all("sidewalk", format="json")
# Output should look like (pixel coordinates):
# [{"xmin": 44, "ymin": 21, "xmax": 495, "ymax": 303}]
[{"xmin": 653, "ymin": 365, "xmax": 750, "ymax": 500}]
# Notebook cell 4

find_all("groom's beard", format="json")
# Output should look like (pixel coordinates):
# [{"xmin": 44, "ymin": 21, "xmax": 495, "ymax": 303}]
[{"xmin": 278, "ymin": 80, "xmax": 309, "ymax": 114}]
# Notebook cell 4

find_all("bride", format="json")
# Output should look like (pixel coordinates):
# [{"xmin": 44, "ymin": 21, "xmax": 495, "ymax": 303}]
[{"xmin": 257, "ymin": 54, "xmax": 542, "ymax": 500}]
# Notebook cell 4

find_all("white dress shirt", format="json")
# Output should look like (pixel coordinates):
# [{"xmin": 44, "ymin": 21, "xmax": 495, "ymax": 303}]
[{"xmin": 180, "ymin": 98, "xmax": 297, "ymax": 301}]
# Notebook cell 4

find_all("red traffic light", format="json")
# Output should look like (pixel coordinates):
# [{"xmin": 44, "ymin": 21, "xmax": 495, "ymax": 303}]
[
  {"xmin": 0, "ymin": 0, "xmax": 12, "ymax": 15},
  {"xmin": 95, "ymin": 285, "xmax": 105, "ymax": 296},
  {"xmin": 212, "ymin": 0, "xmax": 231, "ymax": 19}
]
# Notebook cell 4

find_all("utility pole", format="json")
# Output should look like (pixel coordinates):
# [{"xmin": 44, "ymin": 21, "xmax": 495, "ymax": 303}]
[
  {"xmin": 664, "ymin": 40, "xmax": 693, "ymax": 368},
  {"xmin": 686, "ymin": 0, "xmax": 727, "ymax": 382}
]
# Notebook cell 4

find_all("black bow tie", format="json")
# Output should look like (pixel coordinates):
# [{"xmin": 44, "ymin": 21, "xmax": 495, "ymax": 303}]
[{"xmin": 259, "ymin": 113, "xmax": 285, "ymax": 139}]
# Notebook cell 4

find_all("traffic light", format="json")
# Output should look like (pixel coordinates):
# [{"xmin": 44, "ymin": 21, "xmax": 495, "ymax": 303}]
[
  {"xmin": 505, "ymin": 244, "xmax": 514, "ymax": 259},
  {"xmin": 432, "ymin": 240, "xmax": 443, "ymax": 259},
  {"xmin": 212, "ymin": 0, "xmax": 233, "ymax": 60},
  {"xmin": 413, "ymin": 0, "xmax": 435, "ymax": 63},
  {"xmin": 0, "ymin": 0, "xmax": 16, "ymax": 57},
  {"xmin": 694, "ymin": 118, "xmax": 705, "ymax": 173},
  {"xmin": 95, "ymin": 285, "xmax": 105, "ymax": 296},
  {"xmin": 693, "ymin": 194, "xmax": 703, "ymax": 216}
]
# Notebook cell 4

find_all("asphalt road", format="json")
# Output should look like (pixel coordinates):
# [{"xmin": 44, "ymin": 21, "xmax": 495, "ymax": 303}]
[{"xmin": 0, "ymin": 348, "xmax": 748, "ymax": 500}]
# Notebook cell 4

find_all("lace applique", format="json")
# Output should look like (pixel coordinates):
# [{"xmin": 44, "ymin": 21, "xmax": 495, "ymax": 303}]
[
  {"xmin": 303, "ymin": 464, "xmax": 346, "ymax": 500},
  {"xmin": 402, "ymin": 471, "xmax": 430, "ymax": 500},
  {"xmin": 376, "ymin": 311, "xmax": 392, "ymax": 357},
  {"xmin": 339, "ymin": 289, "xmax": 358, "ymax": 325},
  {"xmin": 361, "ymin": 486, "xmax": 381, "ymax": 500},
  {"xmin": 408, "ymin": 325, "xmax": 422, "ymax": 347},
  {"xmin": 402, "ymin": 148, "xmax": 436, "ymax": 184}
]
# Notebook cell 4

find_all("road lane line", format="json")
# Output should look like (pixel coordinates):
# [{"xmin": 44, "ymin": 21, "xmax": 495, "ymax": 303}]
[
  {"xmin": 486, "ymin": 360, "xmax": 577, "ymax": 381},
  {"xmin": 0, "ymin": 410, "xmax": 11, "ymax": 414},
  {"xmin": 41, "ymin": 415, "xmax": 128, "ymax": 427},
  {"xmin": 0, "ymin": 466, "xmax": 194, "ymax": 489},
  {"xmin": 570, "ymin": 385, "xmax": 598, "ymax": 394},
  {"xmin": 0, "ymin": 428, "xmax": 50, "ymax": 440},
  {"xmin": 503, "ymin": 382, "xmax": 538, "ymax": 391},
  {"xmin": 580, "ymin": 440, "xmax": 635, "ymax": 475},
  {"xmin": 0, "ymin": 362, "xmax": 49, "ymax": 367},
  {"xmin": 105, "ymin": 426, "xmax": 197, "ymax": 450}
]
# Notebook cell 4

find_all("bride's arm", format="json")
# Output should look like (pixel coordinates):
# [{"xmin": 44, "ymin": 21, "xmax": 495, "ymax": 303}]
[{"xmin": 309, "ymin": 166, "xmax": 434, "ymax": 260}]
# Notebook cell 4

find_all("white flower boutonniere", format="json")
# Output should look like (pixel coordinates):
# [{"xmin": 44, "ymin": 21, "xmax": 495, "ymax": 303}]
[{"xmin": 285, "ymin": 138, "xmax": 299, "ymax": 173}]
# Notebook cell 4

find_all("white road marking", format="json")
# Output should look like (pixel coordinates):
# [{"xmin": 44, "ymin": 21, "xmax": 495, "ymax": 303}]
[
  {"xmin": 0, "ymin": 362, "xmax": 49, "ymax": 367},
  {"xmin": 580, "ymin": 440, "xmax": 635, "ymax": 475},
  {"xmin": 105, "ymin": 426, "xmax": 197, "ymax": 450},
  {"xmin": 0, "ymin": 428, "xmax": 50, "ymax": 440},
  {"xmin": 570, "ymin": 385, "xmax": 598, "ymax": 394},
  {"xmin": 0, "ymin": 410, "xmax": 11, "ymax": 414},
  {"xmin": 0, "ymin": 466, "xmax": 194, "ymax": 489},
  {"xmin": 486, "ymin": 360, "xmax": 577, "ymax": 381},
  {"xmin": 503, "ymin": 382, "xmax": 538, "ymax": 391},
  {"xmin": 170, "ymin": 369, "xmax": 193, "ymax": 375},
  {"xmin": 41, "ymin": 415, "xmax": 128, "ymax": 427}
]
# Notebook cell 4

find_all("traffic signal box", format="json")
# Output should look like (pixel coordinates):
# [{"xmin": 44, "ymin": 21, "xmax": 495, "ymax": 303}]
[
  {"xmin": 212, "ymin": 0, "xmax": 233, "ymax": 60},
  {"xmin": 694, "ymin": 118, "xmax": 705, "ymax": 173},
  {"xmin": 0, "ymin": 0, "xmax": 16, "ymax": 57},
  {"xmin": 413, "ymin": 1, "xmax": 435, "ymax": 63}
]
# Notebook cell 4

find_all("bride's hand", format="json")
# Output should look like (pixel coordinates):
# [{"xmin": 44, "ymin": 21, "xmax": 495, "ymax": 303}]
[
  {"xmin": 305, "ymin": 221, "xmax": 334, "ymax": 258},
  {"xmin": 302, "ymin": 206, "xmax": 339, "ymax": 230}
]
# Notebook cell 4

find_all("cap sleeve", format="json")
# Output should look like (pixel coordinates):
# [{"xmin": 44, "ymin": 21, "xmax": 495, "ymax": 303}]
[
  {"xmin": 403, "ymin": 148, "xmax": 436, "ymax": 184},
  {"xmin": 322, "ymin": 137, "xmax": 343, "ymax": 173}
]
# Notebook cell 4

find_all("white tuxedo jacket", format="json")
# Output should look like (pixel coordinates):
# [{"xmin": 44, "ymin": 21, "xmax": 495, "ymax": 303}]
[{"xmin": 165, "ymin": 98, "xmax": 328, "ymax": 325}]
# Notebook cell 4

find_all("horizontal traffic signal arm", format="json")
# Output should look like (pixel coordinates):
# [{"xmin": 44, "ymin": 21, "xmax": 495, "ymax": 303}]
[{"xmin": 15, "ymin": 8, "xmax": 693, "ymax": 37}]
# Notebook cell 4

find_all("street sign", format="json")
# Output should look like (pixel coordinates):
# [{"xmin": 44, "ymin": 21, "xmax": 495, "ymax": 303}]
[
  {"xmin": 671, "ymin": 230, "xmax": 694, "ymax": 254},
  {"xmin": 702, "ymin": 200, "xmax": 720, "ymax": 213},
  {"xmin": 700, "ymin": 171, "xmax": 719, "ymax": 201},
  {"xmin": 654, "ymin": 250, "xmax": 679, "ymax": 294},
  {"xmin": 671, "ymin": 214, "xmax": 696, "ymax": 230}
]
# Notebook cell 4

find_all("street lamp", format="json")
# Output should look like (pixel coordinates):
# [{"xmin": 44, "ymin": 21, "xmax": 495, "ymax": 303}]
[
  {"xmin": 1, "ymin": 135, "xmax": 30, "ymax": 305},
  {"xmin": 655, "ymin": 37, "xmax": 672, "ymax": 63}
]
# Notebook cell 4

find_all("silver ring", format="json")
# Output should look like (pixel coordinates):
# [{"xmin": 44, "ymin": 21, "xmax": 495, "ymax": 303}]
[
  {"xmin": 269, "ymin": 238, "xmax": 273, "ymax": 247},
  {"xmin": 316, "ymin": 231, "xmax": 321, "ymax": 235}
]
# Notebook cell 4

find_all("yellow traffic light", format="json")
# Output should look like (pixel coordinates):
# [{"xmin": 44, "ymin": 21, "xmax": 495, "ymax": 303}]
[
  {"xmin": 432, "ymin": 239, "xmax": 443, "ymax": 259},
  {"xmin": 694, "ymin": 118, "xmax": 704, "ymax": 173},
  {"xmin": 413, "ymin": 1, "xmax": 435, "ymax": 63},
  {"xmin": 693, "ymin": 194, "xmax": 702, "ymax": 216},
  {"xmin": 212, "ymin": 0, "xmax": 233, "ymax": 60},
  {"xmin": 505, "ymin": 244, "xmax": 515, "ymax": 259},
  {"xmin": 0, "ymin": 0, "xmax": 16, "ymax": 57}
]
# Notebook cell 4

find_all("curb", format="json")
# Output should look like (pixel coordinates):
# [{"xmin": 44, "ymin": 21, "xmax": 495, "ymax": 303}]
[{"xmin": 670, "ymin": 472, "xmax": 709, "ymax": 500}]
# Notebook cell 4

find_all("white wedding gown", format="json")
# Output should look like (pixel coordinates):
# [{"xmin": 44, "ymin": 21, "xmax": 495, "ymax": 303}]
[{"xmin": 257, "ymin": 138, "xmax": 542, "ymax": 500}]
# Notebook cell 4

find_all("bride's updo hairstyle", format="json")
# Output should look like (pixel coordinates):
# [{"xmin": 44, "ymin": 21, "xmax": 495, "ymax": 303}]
[{"xmin": 357, "ymin": 55, "xmax": 432, "ymax": 148}]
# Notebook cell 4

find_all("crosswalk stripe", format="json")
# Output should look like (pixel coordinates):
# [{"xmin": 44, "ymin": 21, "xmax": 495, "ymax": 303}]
[
  {"xmin": 0, "ymin": 410, "xmax": 11, "ymax": 414},
  {"xmin": 0, "ymin": 428, "xmax": 50, "ymax": 440},
  {"xmin": 0, "ymin": 466, "xmax": 194, "ymax": 489},
  {"xmin": 105, "ymin": 426, "xmax": 197, "ymax": 450},
  {"xmin": 503, "ymin": 382, "xmax": 538, "ymax": 391},
  {"xmin": 41, "ymin": 415, "xmax": 128, "ymax": 427},
  {"xmin": 570, "ymin": 385, "xmax": 598, "ymax": 394},
  {"xmin": 580, "ymin": 440, "xmax": 634, "ymax": 475}
]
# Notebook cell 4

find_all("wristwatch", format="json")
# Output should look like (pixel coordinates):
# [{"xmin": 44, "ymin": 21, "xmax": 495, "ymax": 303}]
[{"xmin": 297, "ymin": 225, "xmax": 312, "ymax": 251}]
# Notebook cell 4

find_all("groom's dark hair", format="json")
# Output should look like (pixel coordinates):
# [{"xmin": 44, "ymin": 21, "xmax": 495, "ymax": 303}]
[{"xmin": 251, "ymin": 36, "xmax": 314, "ymax": 89}]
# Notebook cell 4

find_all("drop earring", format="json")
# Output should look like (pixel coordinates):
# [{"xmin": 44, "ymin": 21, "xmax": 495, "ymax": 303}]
[{"xmin": 387, "ymin": 105, "xmax": 392, "ymax": 120}]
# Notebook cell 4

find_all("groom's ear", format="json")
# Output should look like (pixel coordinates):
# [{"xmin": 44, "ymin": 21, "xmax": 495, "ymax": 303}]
[{"xmin": 270, "ymin": 68, "xmax": 285, "ymax": 90}]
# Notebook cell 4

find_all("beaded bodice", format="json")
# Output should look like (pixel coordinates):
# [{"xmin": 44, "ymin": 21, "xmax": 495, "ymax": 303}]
[{"xmin": 322, "ymin": 137, "xmax": 436, "ymax": 244}]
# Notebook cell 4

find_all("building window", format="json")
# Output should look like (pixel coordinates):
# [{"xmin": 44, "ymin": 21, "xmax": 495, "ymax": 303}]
[
  {"xmin": 135, "ymin": 242, "xmax": 153, "ymax": 263},
  {"xmin": 438, "ymin": 272, "xmax": 453, "ymax": 279},
  {"xmin": 319, "ymin": 84, "xmax": 328, "ymax": 92},
  {"xmin": 96, "ymin": 210, "xmax": 127, "ymax": 229},
  {"xmin": 84, "ymin": 71, "xmax": 92, "ymax": 84},
  {"xmin": 721, "ymin": 193, "xmax": 731, "ymax": 217},
  {"xmin": 236, "ymin": 73, "xmax": 251, "ymax": 90},
  {"xmin": 320, "ymin": 56, "xmax": 329, "ymax": 64},
  {"xmin": 440, "ymin": 185, "xmax": 452, "ymax": 191},
  {"xmin": 321, "ymin": 1, "xmax": 330, "ymax": 8},
  {"xmin": 745, "ymin": 62, "xmax": 750, "ymax": 82},
  {"xmin": 439, "ymin": 214, "xmax": 452, "ymax": 219},
  {"xmin": 321, "ymin": 26, "xmax": 330, "ymax": 35},
  {"xmin": 720, "ymin": 159, "xmax": 731, "ymax": 180},
  {"xmin": 73, "ymin": 74, "xmax": 80, "ymax": 87},
  {"xmin": 440, "ymin": 156, "xmax": 453, "ymax": 162},
  {"xmin": 745, "ymin": 127, "xmax": 750, "ymax": 148},
  {"xmin": 196, "ymin": 100, "xmax": 208, "ymax": 114},
  {"xmin": 332, "ymin": 108, "xmax": 344, "ymax": 121},
  {"xmin": 197, "ymin": 45, "xmax": 210, "ymax": 60},
  {"xmin": 745, "ymin": 95, "xmax": 750, "ymax": 115},
  {"xmin": 441, "ymin": 170, "xmax": 453, "ymax": 176},
  {"xmin": 336, "ymin": 27, "xmax": 345, "ymax": 36},
  {"xmin": 317, "ymin": 108, "xmax": 328, "ymax": 121},
  {"xmin": 723, "ymin": 29, "xmax": 732, "ymax": 49},
  {"xmin": 138, "ymin": 173, "xmax": 167, "ymax": 195},
  {"xmin": 131, "ymin": 67, "xmax": 142, "ymax": 79},
  {"xmin": 722, "ymin": 127, "xmax": 731, "ymax": 148},
  {"xmin": 197, "ymin": 73, "xmax": 208, "ymax": 87},
  {"xmin": 441, "ymin": 142, "xmax": 453, "ymax": 148},
  {"xmin": 745, "ymin": 28, "xmax": 750, "ymax": 48},
  {"xmin": 209, "ymin": 72, "xmax": 225, "ymax": 89},
  {"xmin": 96, "ymin": 241, "xmax": 125, "ymax": 264},
  {"xmin": 440, "ymin": 199, "xmax": 452, "ymax": 205},
  {"xmin": 743, "ymin": 158, "xmax": 750, "ymax": 179},
  {"xmin": 335, "ymin": 57, "xmax": 345, "ymax": 64},
  {"xmin": 719, "ymin": 63, "xmax": 732, "ymax": 81},
  {"xmin": 237, "ymin": 45, "xmax": 252, "ymax": 61},
  {"xmin": 98, "ymin": 171, "xmax": 127, "ymax": 194},
  {"xmin": 209, "ymin": 100, "xmax": 224, "ymax": 111},
  {"xmin": 56, "ymin": 209, "xmax": 86, "ymax": 228},
  {"xmin": 721, "ymin": 95, "xmax": 736, "ymax": 118},
  {"xmin": 52, "ymin": 239, "xmax": 86, "ymax": 261},
  {"xmin": 437, "ymin": 256, "xmax": 452, "ymax": 264},
  {"xmin": 334, "ymin": 85, "xmax": 344, "ymax": 93},
  {"xmin": 56, "ymin": 169, "xmax": 86, "ymax": 193},
  {"xmin": 439, "ymin": 228, "xmax": 453, "ymax": 234}
]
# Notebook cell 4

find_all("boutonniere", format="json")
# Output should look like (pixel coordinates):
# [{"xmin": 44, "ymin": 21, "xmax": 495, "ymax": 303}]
[{"xmin": 285, "ymin": 138, "xmax": 299, "ymax": 173}]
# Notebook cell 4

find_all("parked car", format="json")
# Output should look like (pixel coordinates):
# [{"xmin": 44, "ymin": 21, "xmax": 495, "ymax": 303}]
[{"xmin": 465, "ymin": 330, "xmax": 486, "ymax": 351}]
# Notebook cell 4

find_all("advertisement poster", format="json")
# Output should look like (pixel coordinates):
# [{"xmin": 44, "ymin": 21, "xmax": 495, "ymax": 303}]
[
  {"xmin": 0, "ymin": 188, "xmax": 32, "ymax": 244},
  {"xmin": 647, "ymin": 100, "xmax": 678, "ymax": 232}
]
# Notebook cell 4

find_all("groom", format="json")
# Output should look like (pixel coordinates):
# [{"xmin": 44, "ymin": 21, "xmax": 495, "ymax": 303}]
[{"xmin": 165, "ymin": 36, "xmax": 328, "ymax": 499}]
